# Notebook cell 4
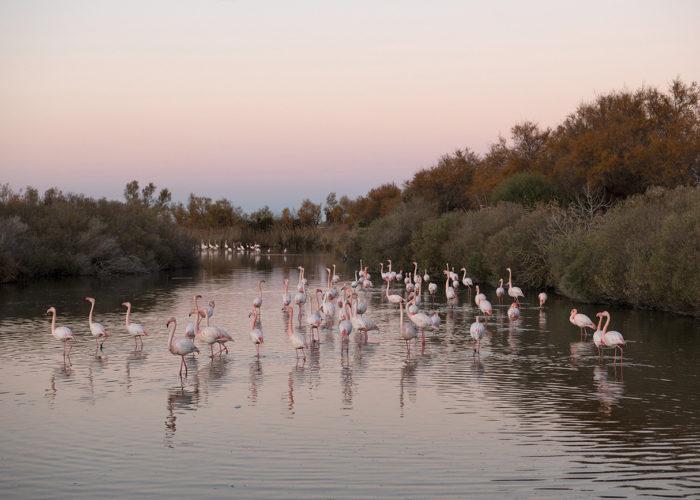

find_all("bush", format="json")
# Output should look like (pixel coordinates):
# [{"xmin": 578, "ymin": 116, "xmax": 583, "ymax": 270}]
[
  {"xmin": 0, "ymin": 187, "xmax": 196, "ymax": 283},
  {"xmin": 491, "ymin": 172, "xmax": 558, "ymax": 206}
]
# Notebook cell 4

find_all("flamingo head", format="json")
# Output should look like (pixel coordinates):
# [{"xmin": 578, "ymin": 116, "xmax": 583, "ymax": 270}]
[
  {"xmin": 46, "ymin": 306, "xmax": 56, "ymax": 315},
  {"xmin": 195, "ymin": 294, "xmax": 203, "ymax": 300},
  {"xmin": 506, "ymin": 267, "xmax": 511, "ymax": 272},
  {"xmin": 84, "ymin": 296, "xmax": 95, "ymax": 303},
  {"xmin": 570, "ymin": 308, "xmax": 577, "ymax": 317},
  {"xmin": 121, "ymin": 301, "xmax": 131, "ymax": 308},
  {"xmin": 166, "ymin": 317, "xmax": 176, "ymax": 327}
]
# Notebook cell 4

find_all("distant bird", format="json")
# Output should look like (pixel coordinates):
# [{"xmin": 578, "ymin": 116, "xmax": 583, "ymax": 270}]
[
  {"xmin": 399, "ymin": 300, "xmax": 418, "ymax": 353},
  {"xmin": 470, "ymin": 316, "xmax": 486, "ymax": 354},
  {"xmin": 253, "ymin": 280, "xmax": 265, "ymax": 309},
  {"xmin": 249, "ymin": 307, "xmax": 264, "ymax": 357},
  {"xmin": 46, "ymin": 306, "xmax": 75, "ymax": 362},
  {"xmin": 122, "ymin": 301, "xmax": 147, "ymax": 349},
  {"xmin": 428, "ymin": 282, "xmax": 438, "ymax": 296},
  {"xmin": 479, "ymin": 298, "xmax": 493, "ymax": 316},
  {"xmin": 166, "ymin": 317, "xmax": 198, "ymax": 377},
  {"xmin": 423, "ymin": 270, "xmax": 430, "ymax": 283},
  {"xmin": 460, "ymin": 268, "xmax": 473, "ymax": 292},
  {"xmin": 85, "ymin": 297, "xmax": 108, "ymax": 352},
  {"xmin": 506, "ymin": 268, "xmax": 525, "ymax": 305},
  {"xmin": 281, "ymin": 278, "xmax": 292, "ymax": 310},
  {"xmin": 569, "ymin": 308, "xmax": 597, "ymax": 337},
  {"xmin": 206, "ymin": 300, "xmax": 215, "ymax": 320},
  {"xmin": 496, "ymin": 279, "xmax": 505, "ymax": 304},
  {"xmin": 600, "ymin": 311, "xmax": 626, "ymax": 362},
  {"xmin": 507, "ymin": 302, "xmax": 520, "ymax": 320},
  {"xmin": 385, "ymin": 280, "xmax": 403, "ymax": 306},
  {"xmin": 538, "ymin": 292, "xmax": 547, "ymax": 308},
  {"xmin": 592, "ymin": 312, "xmax": 604, "ymax": 356},
  {"xmin": 474, "ymin": 285, "xmax": 486, "ymax": 307},
  {"xmin": 430, "ymin": 311, "xmax": 441, "ymax": 329},
  {"xmin": 286, "ymin": 305, "xmax": 306, "ymax": 360}
]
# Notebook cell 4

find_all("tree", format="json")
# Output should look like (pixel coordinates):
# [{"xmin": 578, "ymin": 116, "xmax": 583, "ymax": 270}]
[
  {"xmin": 404, "ymin": 149, "xmax": 480, "ymax": 212},
  {"xmin": 141, "ymin": 182, "xmax": 156, "ymax": 207},
  {"xmin": 124, "ymin": 180, "xmax": 140, "ymax": 204},
  {"xmin": 298, "ymin": 199, "xmax": 321, "ymax": 226}
]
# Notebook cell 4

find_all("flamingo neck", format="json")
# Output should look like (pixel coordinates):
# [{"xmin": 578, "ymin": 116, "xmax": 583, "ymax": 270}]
[
  {"xmin": 88, "ymin": 301, "xmax": 95, "ymax": 325},
  {"xmin": 167, "ymin": 321, "xmax": 176, "ymax": 352},
  {"xmin": 50, "ymin": 310, "xmax": 56, "ymax": 334},
  {"xmin": 603, "ymin": 314, "xmax": 610, "ymax": 334},
  {"xmin": 125, "ymin": 305, "xmax": 131, "ymax": 326},
  {"xmin": 596, "ymin": 315, "xmax": 603, "ymax": 331}
]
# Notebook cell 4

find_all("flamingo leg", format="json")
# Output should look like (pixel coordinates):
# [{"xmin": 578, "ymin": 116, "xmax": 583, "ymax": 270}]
[
  {"xmin": 256, "ymin": 344, "xmax": 260, "ymax": 357},
  {"xmin": 210, "ymin": 344, "xmax": 214, "ymax": 358}
]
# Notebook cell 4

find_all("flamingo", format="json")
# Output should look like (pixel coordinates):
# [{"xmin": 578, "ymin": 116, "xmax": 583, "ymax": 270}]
[
  {"xmin": 281, "ymin": 278, "xmax": 292, "ymax": 310},
  {"xmin": 444, "ymin": 264, "xmax": 456, "ymax": 302},
  {"xmin": 46, "ymin": 306, "xmax": 75, "ymax": 362},
  {"xmin": 428, "ymin": 282, "xmax": 438, "ymax": 296},
  {"xmin": 84, "ymin": 297, "xmax": 108, "ymax": 352},
  {"xmin": 470, "ymin": 316, "xmax": 486, "ymax": 353},
  {"xmin": 592, "ymin": 312, "xmax": 604, "ymax": 356},
  {"xmin": 407, "ymin": 298, "xmax": 434, "ymax": 346},
  {"xmin": 570, "ymin": 309, "xmax": 597, "ymax": 337},
  {"xmin": 507, "ymin": 302, "xmax": 520, "ymax": 320},
  {"xmin": 249, "ymin": 306, "xmax": 264, "ymax": 356},
  {"xmin": 193, "ymin": 304, "xmax": 224, "ymax": 358},
  {"xmin": 332, "ymin": 264, "xmax": 340, "ymax": 284},
  {"xmin": 286, "ymin": 304, "xmax": 306, "ymax": 360},
  {"xmin": 600, "ymin": 311, "xmax": 626, "ymax": 363},
  {"xmin": 253, "ymin": 280, "xmax": 265, "ymax": 309},
  {"xmin": 166, "ymin": 317, "xmax": 198, "ymax": 377},
  {"xmin": 206, "ymin": 300, "xmax": 215, "ymax": 320},
  {"xmin": 496, "ymin": 279, "xmax": 505, "ymax": 304},
  {"xmin": 423, "ymin": 270, "xmax": 430, "ymax": 283},
  {"xmin": 479, "ymin": 298, "xmax": 493, "ymax": 316},
  {"xmin": 122, "ymin": 302, "xmax": 147, "ymax": 349},
  {"xmin": 385, "ymin": 280, "xmax": 403, "ymax": 306},
  {"xmin": 338, "ymin": 303, "xmax": 353, "ymax": 347},
  {"xmin": 461, "ymin": 268, "xmax": 473, "ymax": 292},
  {"xmin": 538, "ymin": 292, "xmax": 547, "ymax": 308},
  {"xmin": 307, "ymin": 289, "xmax": 323, "ymax": 340},
  {"xmin": 399, "ymin": 299, "xmax": 417, "ymax": 353},
  {"xmin": 430, "ymin": 311, "xmax": 441, "ymax": 329},
  {"xmin": 474, "ymin": 285, "xmax": 486, "ymax": 307},
  {"xmin": 506, "ymin": 268, "xmax": 525, "ymax": 305}
]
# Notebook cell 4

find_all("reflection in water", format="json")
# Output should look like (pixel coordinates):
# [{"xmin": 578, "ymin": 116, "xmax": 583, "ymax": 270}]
[
  {"xmin": 45, "ymin": 364, "xmax": 73, "ymax": 408},
  {"xmin": 1, "ymin": 253, "xmax": 699, "ymax": 498},
  {"xmin": 340, "ymin": 355, "xmax": 353, "ymax": 410},
  {"xmin": 125, "ymin": 350, "xmax": 148, "ymax": 394},
  {"xmin": 165, "ymin": 383, "xmax": 200, "ymax": 447},
  {"xmin": 399, "ymin": 359, "xmax": 417, "ymax": 417},
  {"xmin": 593, "ymin": 365, "xmax": 625, "ymax": 417},
  {"xmin": 248, "ymin": 359, "xmax": 263, "ymax": 405}
]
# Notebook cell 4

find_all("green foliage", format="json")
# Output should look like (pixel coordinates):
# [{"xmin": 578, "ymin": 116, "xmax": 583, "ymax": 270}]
[
  {"xmin": 347, "ymin": 185, "xmax": 700, "ymax": 315},
  {"xmin": 0, "ymin": 185, "xmax": 195, "ymax": 283},
  {"xmin": 491, "ymin": 172, "xmax": 558, "ymax": 206}
]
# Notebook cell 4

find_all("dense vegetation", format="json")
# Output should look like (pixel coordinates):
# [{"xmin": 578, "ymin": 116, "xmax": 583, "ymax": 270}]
[
  {"xmin": 2, "ymin": 79, "xmax": 698, "ymax": 314},
  {"xmin": 0, "ymin": 184, "xmax": 195, "ymax": 283}
]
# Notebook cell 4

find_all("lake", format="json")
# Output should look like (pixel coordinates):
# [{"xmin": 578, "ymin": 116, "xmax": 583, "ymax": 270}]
[{"xmin": 0, "ymin": 253, "xmax": 698, "ymax": 498}]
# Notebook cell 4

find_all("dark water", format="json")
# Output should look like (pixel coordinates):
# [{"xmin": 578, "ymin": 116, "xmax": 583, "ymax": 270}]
[{"xmin": 0, "ymin": 253, "xmax": 698, "ymax": 498}]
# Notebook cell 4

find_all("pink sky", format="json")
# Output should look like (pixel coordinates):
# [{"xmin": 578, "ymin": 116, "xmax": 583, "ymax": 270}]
[{"xmin": 1, "ymin": 0, "xmax": 698, "ymax": 211}]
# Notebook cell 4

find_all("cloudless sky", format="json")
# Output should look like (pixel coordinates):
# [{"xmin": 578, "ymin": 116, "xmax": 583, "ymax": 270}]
[{"xmin": 1, "ymin": 0, "xmax": 698, "ymax": 211}]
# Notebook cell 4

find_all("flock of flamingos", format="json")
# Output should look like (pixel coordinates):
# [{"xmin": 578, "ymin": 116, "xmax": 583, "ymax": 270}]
[{"xmin": 45, "ymin": 259, "xmax": 626, "ymax": 377}]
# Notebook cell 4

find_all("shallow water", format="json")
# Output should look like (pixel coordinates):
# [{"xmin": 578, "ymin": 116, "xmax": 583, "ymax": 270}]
[{"xmin": 0, "ymin": 253, "xmax": 698, "ymax": 498}]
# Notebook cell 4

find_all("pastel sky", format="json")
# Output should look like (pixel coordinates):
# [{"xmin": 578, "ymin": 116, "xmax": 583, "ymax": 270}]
[{"xmin": 1, "ymin": 0, "xmax": 698, "ymax": 211}]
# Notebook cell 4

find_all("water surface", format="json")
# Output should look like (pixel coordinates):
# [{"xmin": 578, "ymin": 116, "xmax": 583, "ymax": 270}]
[{"xmin": 1, "ymin": 254, "xmax": 698, "ymax": 498}]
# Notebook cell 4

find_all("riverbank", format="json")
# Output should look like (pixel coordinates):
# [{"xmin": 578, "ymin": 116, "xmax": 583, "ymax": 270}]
[{"xmin": 343, "ymin": 185, "xmax": 700, "ymax": 317}]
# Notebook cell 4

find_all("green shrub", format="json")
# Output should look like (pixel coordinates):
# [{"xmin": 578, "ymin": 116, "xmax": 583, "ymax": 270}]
[{"xmin": 491, "ymin": 172, "xmax": 558, "ymax": 206}]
